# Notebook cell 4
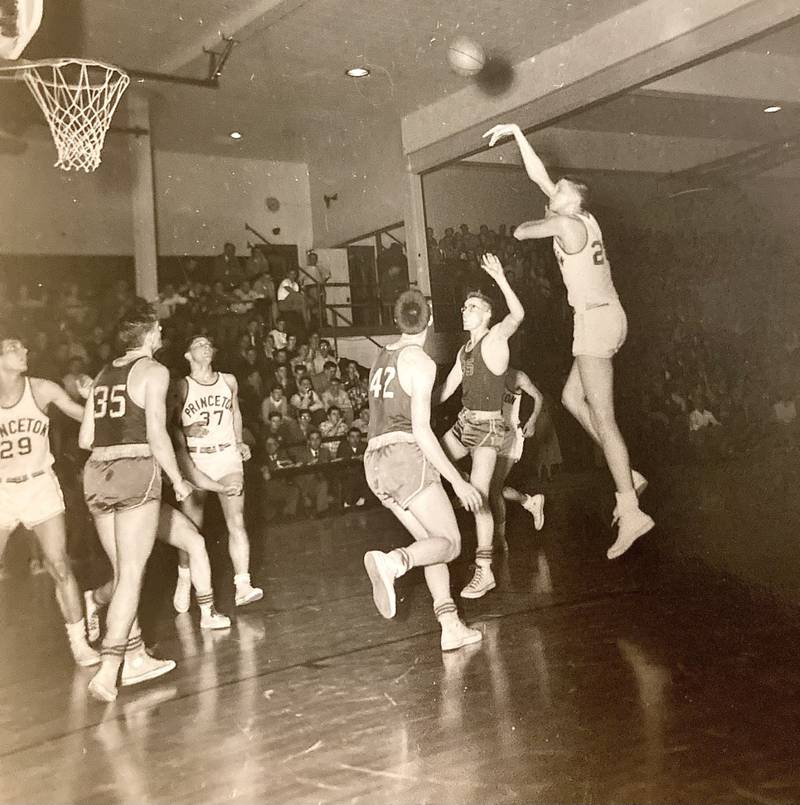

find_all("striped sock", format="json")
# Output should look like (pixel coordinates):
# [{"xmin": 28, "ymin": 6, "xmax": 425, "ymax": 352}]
[
  {"xmin": 196, "ymin": 590, "xmax": 214, "ymax": 614},
  {"xmin": 475, "ymin": 548, "xmax": 493, "ymax": 568},
  {"xmin": 433, "ymin": 598, "xmax": 457, "ymax": 622},
  {"xmin": 100, "ymin": 641, "xmax": 127, "ymax": 662},
  {"xmin": 125, "ymin": 632, "xmax": 145, "ymax": 655}
]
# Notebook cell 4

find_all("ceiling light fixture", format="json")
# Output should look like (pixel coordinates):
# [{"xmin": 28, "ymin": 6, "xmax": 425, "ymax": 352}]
[
  {"xmin": 229, "ymin": 131, "xmax": 243, "ymax": 139},
  {"xmin": 763, "ymin": 105, "xmax": 782, "ymax": 113},
  {"xmin": 346, "ymin": 66, "xmax": 370, "ymax": 78}
]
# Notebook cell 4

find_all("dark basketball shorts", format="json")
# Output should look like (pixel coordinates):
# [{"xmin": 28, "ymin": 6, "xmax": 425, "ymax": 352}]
[
  {"xmin": 84, "ymin": 455, "xmax": 162, "ymax": 516},
  {"xmin": 364, "ymin": 440, "xmax": 441, "ymax": 510},
  {"xmin": 446, "ymin": 408, "xmax": 506, "ymax": 452}
]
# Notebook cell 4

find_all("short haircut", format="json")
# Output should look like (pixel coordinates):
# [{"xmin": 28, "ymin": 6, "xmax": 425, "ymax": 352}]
[
  {"xmin": 327, "ymin": 405, "xmax": 340, "ymax": 415},
  {"xmin": 271, "ymin": 384, "xmax": 284, "ymax": 393},
  {"xmin": 117, "ymin": 299, "xmax": 159, "ymax": 350},
  {"xmin": 348, "ymin": 427, "xmax": 362, "ymax": 436},
  {"xmin": 308, "ymin": 429, "xmax": 321, "ymax": 439},
  {"xmin": 560, "ymin": 175, "xmax": 590, "ymax": 207},
  {"xmin": 463, "ymin": 289, "xmax": 494, "ymax": 315},
  {"xmin": 394, "ymin": 289, "xmax": 431, "ymax": 335},
  {"xmin": 323, "ymin": 360, "xmax": 337, "ymax": 371},
  {"xmin": 268, "ymin": 411, "xmax": 282, "ymax": 421},
  {"xmin": 298, "ymin": 408, "xmax": 312, "ymax": 418}
]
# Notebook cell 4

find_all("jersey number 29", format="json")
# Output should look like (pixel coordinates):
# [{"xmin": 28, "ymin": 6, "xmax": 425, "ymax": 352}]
[{"xmin": 369, "ymin": 367, "xmax": 396, "ymax": 399}]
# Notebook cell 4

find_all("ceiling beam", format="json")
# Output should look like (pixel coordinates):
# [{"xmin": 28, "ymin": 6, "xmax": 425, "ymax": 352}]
[
  {"xmin": 402, "ymin": 0, "xmax": 800, "ymax": 174},
  {"xmin": 156, "ymin": 0, "xmax": 310, "ymax": 74}
]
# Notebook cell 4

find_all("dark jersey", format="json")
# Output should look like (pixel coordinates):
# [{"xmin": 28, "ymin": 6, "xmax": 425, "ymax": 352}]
[
  {"xmin": 367, "ymin": 345, "xmax": 417, "ymax": 440},
  {"xmin": 92, "ymin": 358, "xmax": 149, "ymax": 447},
  {"xmin": 460, "ymin": 334, "xmax": 505, "ymax": 411}
]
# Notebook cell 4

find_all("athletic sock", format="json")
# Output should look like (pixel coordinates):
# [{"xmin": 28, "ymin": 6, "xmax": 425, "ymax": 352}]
[
  {"xmin": 65, "ymin": 618, "xmax": 90, "ymax": 647},
  {"xmin": 196, "ymin": 590, "xmax": 214, "ymax": 616},
  {"xmin": 177, "ymin": 565, "xmax": 191, "ymax": 582},
  {"xmin": 475, "ymin": 548, "xmax": 493, "ymax": 568},
  {"xmin": 389, "ymin": 547, "xmax": 412, "ymax": 578},
  {"xmin": 433, "ymin": 597, "xmax": 458, "ymax": 623},
  {"xmin": 234, "ymin": 572, "xmax": 252, "ymax": 590}
]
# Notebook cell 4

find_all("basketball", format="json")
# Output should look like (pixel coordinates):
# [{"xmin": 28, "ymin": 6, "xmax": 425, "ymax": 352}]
[{"xmin": 447, "ymin": 36, "xmax": 486, "ymax": 77}]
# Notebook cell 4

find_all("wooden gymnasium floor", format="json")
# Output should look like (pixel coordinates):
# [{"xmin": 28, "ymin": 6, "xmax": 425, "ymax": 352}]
[{"xmin": 1, "ymin": 472, "xmax": 799, "ymax": 804}]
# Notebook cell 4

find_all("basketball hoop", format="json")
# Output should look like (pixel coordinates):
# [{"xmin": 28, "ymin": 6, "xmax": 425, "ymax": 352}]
[{"xmin": 0, "ymin": 57, "xmax": 130, "ymax": 172}]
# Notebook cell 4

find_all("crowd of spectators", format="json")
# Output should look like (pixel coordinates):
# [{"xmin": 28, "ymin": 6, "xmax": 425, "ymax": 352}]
[{"xmin": 4, "ymin": 218, "xmax": 800, "ymax": 542}]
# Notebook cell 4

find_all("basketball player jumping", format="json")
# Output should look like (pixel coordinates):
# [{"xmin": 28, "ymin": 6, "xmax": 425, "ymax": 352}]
[
  {"xmin": 491, "ymin": 368, "xmax": 545, "ymax": 550},
  {"xmin": 362, "ymin": 290, "xmax": 484, "ymax": 652},
  {"xmin": 80, "ymin": 300, "xmax": 193, "ymax": 702},
  {"xmin": 436, "ymin": 253, "xmax": 525, "ymax": 598},
  {"xmin": 0, "ymin": 332, "xmax": 98, "ymax": 667},
  {"xmin": 484, "ymin": 122, "xmax": 653, "ymax": 558},
  {"xmin": 172, "ymin": 336, "xmax": 262, "ymax": 611}
]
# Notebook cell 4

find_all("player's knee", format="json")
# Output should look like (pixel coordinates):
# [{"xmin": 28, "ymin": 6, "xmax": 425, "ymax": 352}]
[
  {"xmin": 45, "ymin": 557, "xmax": 72, "ymax": 586},
  {"xmin": 443, "ymin": 535, "xmax": 461, "ymax": 563},
  {"xmin": 561, "ymin": 387, "xmax": 579, "ymax": 413}
]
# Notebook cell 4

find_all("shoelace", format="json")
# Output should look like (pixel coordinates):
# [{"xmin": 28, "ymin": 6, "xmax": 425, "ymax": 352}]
[{"xmin": 466, "ymin": 567, "xmax": 486, "ymax": 590}]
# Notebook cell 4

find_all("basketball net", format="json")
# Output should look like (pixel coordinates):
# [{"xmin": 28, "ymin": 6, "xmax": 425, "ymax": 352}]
[{"xmin": 16, "ymin": 58, "xmax": 130, "ymax": 172}]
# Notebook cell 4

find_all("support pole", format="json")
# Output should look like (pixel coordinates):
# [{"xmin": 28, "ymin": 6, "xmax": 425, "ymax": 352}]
[{"xmin": 127, "ymin": 92, "xmax": 159, "ymax": 301}]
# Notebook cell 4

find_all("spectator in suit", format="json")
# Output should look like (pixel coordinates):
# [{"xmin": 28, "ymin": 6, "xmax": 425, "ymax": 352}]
[
  {"xmin": 214, "ymin": 242, "xmax": 244, "ymax": 285},
  {"xmin": 336, "ymin": 427, "xmax": 369, "ymax": 507},
  {"xmin": 283, "ymin": 408, "xmax": 314, "ymax": 448},
  {"xmin": 291, "ymin": 430, "xmax": 331, "ymax": 516},
  {"xmin": 351, "ymin": 405, "xmax": 370, "ymax": 435},
  {"xmin": 260, "ymin": 436, "xmax": 300, "ymax": 520}
]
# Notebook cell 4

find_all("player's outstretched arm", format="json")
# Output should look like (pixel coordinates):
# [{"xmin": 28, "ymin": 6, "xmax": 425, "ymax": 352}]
[
  {"xmin": 483, "ymin": 123, "xmax": 557, "ymax": 198},
  {"xmin": 481, "ymin": 254, "xmax": 524, "ymax": 340},
  {"xmin": 31, "ymin": 378, "xmax": 85, "ymax": 423},
  {"xmin": 403, "ymin": 350, "xmax": 481, "ymax": 513},
  {"xmin": 144, "ymin": 363, "xmax": 191, "ymax": 500}
]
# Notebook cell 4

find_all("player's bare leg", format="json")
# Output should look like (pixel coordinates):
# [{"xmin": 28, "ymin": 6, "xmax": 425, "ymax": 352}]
[
  {"xmin": 88, "ymin": 501, "xmax": 172, "ymax": 702},
  {"xmin": 158, "ymin": 506, "xmax": 230, "ymax": 629},
  {"xmin": 489, "ymin": 455, "xmax": 516, "ymax": 550},
  {"xmin": 463, "ymin": 445, "xmax": 498, "ymax": 598},
  {"xmin": 31, "ymin": 514, "xmax": 99, "ymax": 666},
  {"xmin": 363, "ymin": 483, "xmax": 481, "ymax": 651},
  {"xmin": 218, "ymin": 473, "xmax": 262, "ymax": 606},
  {"xmin": 501, "ymin": 486, "xmax": 545, "ymax": 531},
  {"xmin": 572, "ymin": 356, "xmax": 653, "ymax": 558},
  {"xmin": 175, "ymin": 489, "xmax": 207, "ymax": 613}
]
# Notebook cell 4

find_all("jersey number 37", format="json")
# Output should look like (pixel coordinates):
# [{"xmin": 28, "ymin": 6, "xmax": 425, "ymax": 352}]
[{"xmin": 369, "ymin": 367, "xmax": 396, "ymax": 399}]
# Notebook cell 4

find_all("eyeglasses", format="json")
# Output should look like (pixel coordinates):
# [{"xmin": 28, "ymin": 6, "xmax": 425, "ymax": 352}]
[{"xmin": 461, "ymin": 302, "xmax": 488, "ymax": 313}]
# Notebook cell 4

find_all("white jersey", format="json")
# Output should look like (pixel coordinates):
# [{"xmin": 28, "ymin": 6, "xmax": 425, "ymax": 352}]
[
  {"xmin": 0, "ymin": 378, "xmax": 54, "ymax": 476},
  {"xmin": 502, "ymin": 385, "xmax": 522, "ymax": 431},
  {"xmin": 553, "ymin": 211, "xmax": 618, "ymax": 311},
  {"xmin": 181, "ymin": 373, "xmax": 236, "ymax": 450}
]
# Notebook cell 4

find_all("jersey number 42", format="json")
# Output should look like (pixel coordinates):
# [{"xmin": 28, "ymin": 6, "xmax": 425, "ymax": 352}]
[{"xmin": 369, "ymin": 367, "xmax": 396, "ymax": 399}]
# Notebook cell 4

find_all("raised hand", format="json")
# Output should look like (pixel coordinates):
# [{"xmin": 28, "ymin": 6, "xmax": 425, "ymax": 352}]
[
  {"xmin": 480, "ymin": 252, "xmax": 505, "ymax": 282},
  {"xmin": 75, "ymin": 374, "xmax": 93, "ymax": 400},
  {"xmin": 482, "ymin": 123, "xmax": 520, "ymax": 147}
]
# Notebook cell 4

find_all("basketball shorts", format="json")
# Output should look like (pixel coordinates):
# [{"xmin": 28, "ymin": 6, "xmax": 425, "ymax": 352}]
[
  {"xmin": 84, "ymin": 455, "xmax": 162, "ymax": 516},
  {"xmin": 188, "ymin": 445, "xmax": 243, "ymax": 482},
  {"xmin": 0, "ymin": 468, "xmax": 65, "ymax": 531},
  {"xmin": 499, "ymin": 426, "xmax": 524, "ymax": 462},
  {"xmin": 364, "ymin": 440, "xmax": 440, "ymax": 510},
  {"xmin": 446, "ymin": 408, "xmax": 506, "ymax": 452},
  {"xmin": 572, "ymin": 301, "xmax": 628, "ymax": 359}
]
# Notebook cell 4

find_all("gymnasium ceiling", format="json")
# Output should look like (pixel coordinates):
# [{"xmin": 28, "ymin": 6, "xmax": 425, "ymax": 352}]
[{"xmin": 4, "ymin": 0, "xmax": 800, "ymax": 169}]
